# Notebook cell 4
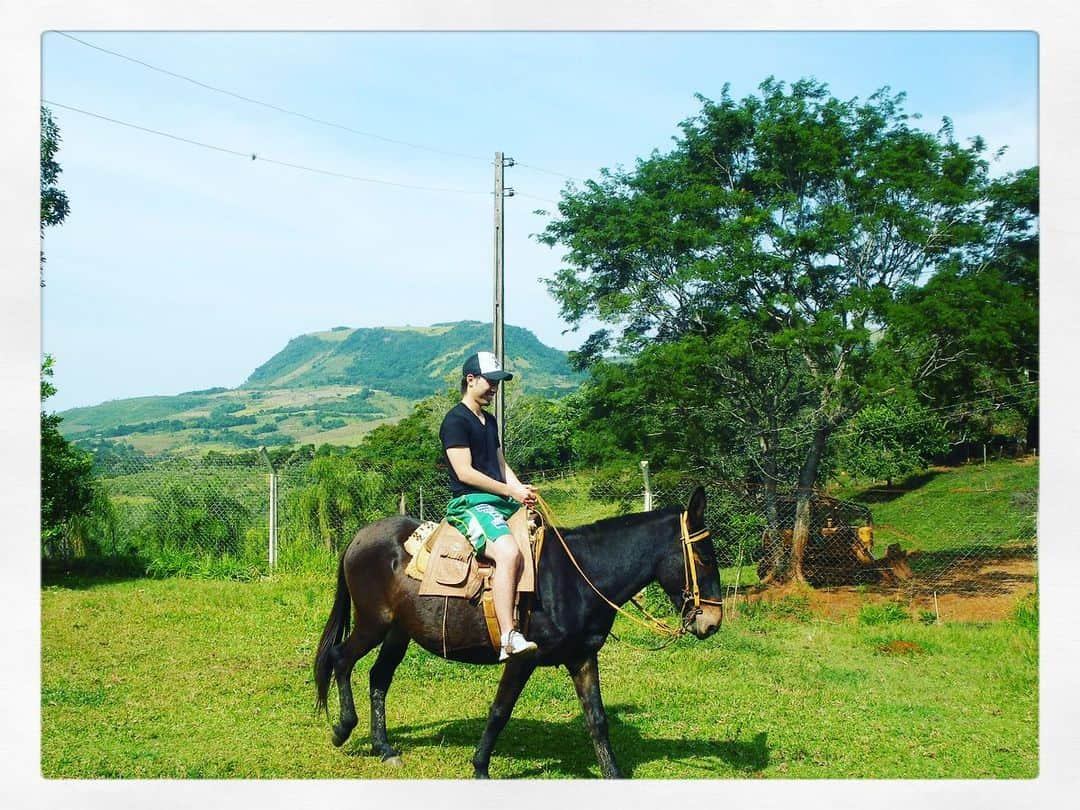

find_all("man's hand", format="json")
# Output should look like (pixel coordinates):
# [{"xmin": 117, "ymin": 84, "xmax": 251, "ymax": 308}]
[{"xmin": 509, "ymin": 482, "xmax": 539, "ymax": 507}]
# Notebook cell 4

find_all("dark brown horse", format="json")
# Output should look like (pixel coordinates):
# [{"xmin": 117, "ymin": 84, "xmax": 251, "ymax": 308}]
[{"xmin": 313, "ymin": 486, "xmax": 723, "ymax": 778}]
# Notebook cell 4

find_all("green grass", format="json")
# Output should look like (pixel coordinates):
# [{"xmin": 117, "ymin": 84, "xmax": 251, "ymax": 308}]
[
  {"xmin": 41, "ymin": 573, "xmax": 1037, "ymax": 779},
  {"xmin": 534, "ymin": 472, "xmax": 635, "ymax": 526},
  {"xmin": 858, "ymin": 601, "xmax": 911, "ymax": 625},
  {"xmin": 833, "ymin": 457, "xmax": 1038, "ymax": 555}
]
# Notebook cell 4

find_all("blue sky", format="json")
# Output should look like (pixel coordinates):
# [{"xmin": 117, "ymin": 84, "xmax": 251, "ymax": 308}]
[{"xmin": 40, "ymin": 31, "xmax": 1038, "ymax": 411}]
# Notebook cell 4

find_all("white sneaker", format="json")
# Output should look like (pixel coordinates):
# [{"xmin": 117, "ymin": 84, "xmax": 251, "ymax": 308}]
[{"xmin": 499, "ymin": 630, "xmax": 538, "ymax": 662}]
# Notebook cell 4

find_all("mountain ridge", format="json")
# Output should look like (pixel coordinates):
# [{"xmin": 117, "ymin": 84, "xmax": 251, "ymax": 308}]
[{"xmin": 243, "ymin": 320, "xmax": 574, "ymax": 398}]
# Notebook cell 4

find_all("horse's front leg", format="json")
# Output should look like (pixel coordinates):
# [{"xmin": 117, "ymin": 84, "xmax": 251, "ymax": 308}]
[
  {"xmin": 471, "ymin": 658, "xmax": 537, "ymax": 778},
  {"xmin": 566, "ymin": 653, "xmax": 624, "ymax": 778}
]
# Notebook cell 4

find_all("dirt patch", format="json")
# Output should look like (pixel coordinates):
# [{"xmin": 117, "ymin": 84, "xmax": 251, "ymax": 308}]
[
  {"xmin": 877, "ymin": 640, "xmax": 925, "ymax": 655},
  {"xmin": 740, "ymin": 544, "xmax": 1036, "ymax": 622}
]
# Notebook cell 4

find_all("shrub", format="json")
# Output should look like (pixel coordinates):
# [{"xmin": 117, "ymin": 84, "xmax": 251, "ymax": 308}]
[
  {"xmin": 1014, "ymin": 592, "xmax": 1038, "ymax": 633},
  {"xmin": 858, "ymin": 601, "xmax": 910, "ymax": 625},
  {"xmin": 137, "ymin": 481, "xmax": 253, "ymax": 558},
  {"xmin": 145, "ymin": 548, "xmax": 261, "ymax": 581}
]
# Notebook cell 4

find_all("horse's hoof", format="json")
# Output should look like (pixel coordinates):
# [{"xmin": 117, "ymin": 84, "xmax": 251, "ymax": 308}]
[
  {"xmin": 382, "ymin": 755, "xmax": 403, "ymax": 768},
  {"xmin": 474, "ymin": 769, "xmax": 490, "ymax": 779},
  {"xmin": 331, "ymin": 728, "xmax": 350, "ymax": 748}
]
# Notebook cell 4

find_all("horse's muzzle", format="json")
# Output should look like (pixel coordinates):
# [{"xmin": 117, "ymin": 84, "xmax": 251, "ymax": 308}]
[{"xmin": 690, "ymin": 604, "xmax": 723, "ymax": 638}]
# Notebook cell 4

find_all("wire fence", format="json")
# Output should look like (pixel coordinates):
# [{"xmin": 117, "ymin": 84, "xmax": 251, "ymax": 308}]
[{"xmin": 48, "ymin": 454, "xmax": 1037, "ymax": 608}]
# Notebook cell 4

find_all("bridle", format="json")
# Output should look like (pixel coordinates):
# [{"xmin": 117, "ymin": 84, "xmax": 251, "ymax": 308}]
[
  {"xmin": 678, "ymin": 511, "xmax": 725, "ymax": 631},
  {"xmin": 533, "ymin": 495, "xmax": 722, "ymax": 640}
]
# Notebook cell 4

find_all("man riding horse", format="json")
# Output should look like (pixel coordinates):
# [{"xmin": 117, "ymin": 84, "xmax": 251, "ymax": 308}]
[
  {"xmin": 314, "ymin": 352, "xmax": 724, "ymax": 777},
  {"xmin": 439, "ymin": 351, "xmax": 539, "ymax": 661}
]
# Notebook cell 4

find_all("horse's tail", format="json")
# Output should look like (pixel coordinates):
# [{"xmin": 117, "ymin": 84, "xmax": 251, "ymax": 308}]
[{"xmin": 314, "ymin": 553, "xmax": 351, "ymax": 716}]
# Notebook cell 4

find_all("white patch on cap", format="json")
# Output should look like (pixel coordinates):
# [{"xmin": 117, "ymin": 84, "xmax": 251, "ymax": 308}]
[{"xmin": 477, "ymin": 351, "xmax": 502, "ymax": 375}]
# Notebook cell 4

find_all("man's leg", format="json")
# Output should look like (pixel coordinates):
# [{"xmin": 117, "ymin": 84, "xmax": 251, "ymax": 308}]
[
  {"xmin": 479, "ymin": 536, "xmax": 523, "ymax": 639},
  {"xmin": 449, "ymin": 497, "xmax": 537, "ymax": 658}
]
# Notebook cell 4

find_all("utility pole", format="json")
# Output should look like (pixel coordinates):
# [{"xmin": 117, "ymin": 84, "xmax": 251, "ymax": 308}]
[
  {"xmin": 258, "ymin": 447, "xmax": 278, "ymax": 570},
  {"xmin": 493, "ymin": 151, "xmax": 514, "ymax": 446}
]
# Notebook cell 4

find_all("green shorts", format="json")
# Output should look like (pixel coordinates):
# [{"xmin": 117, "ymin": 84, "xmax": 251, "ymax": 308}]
[{"xmin": 445, "ymin": 492, "xmax": 520, "ymax": 556}]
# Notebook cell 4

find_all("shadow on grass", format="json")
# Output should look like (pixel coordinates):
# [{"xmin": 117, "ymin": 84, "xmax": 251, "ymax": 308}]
[
  {"xmin": 41, "ymin": 556, "xmax": 149, "ymax": 590},
  {"xmin": 848, "ymin": 471, "xmax": 944, "ymax": 504},
  {"xmin": 347, "ymin": 703, "xmax": 770, "ymax": 778},
  {"xmin": 907, "ymin": 543, "xmax": 1036, "ymax": 596}
]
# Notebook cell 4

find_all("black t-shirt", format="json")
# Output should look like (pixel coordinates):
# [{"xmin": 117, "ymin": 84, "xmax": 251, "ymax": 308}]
[{"xmin": 440, "ymin": 402, "xmax": 504, "ymax": 497}]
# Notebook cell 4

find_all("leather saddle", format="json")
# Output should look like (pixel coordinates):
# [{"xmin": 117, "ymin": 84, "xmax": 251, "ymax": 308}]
[
  {"xmin": 404, "ymin": 508, "xmax": 538, "ymax": 599},
  {"xmin": 403, "ymin": 508, "xmax": 544, "ymax": 653}
]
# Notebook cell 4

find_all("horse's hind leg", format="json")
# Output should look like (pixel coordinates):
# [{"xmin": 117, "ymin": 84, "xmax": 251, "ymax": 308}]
[
  {"xmin": 329, "ymin": 628, "xmax": 383, "ymax": 748},
  {"xmin": 369, "ymin": 626, "xmax": 410, "ymax": 765}
]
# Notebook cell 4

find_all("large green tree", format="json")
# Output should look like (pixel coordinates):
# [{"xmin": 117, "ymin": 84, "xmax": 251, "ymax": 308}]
[
  {"xmin": 879, "ymin": 167, "xmax": 1038, "ymax": 456},
  {"xmin": 541, "ymin": 78, "xmax": 1030, "ymax": 583},
  {"xmin": 503, "ymin": 392, "xmax": 576, "ymax": 471}
]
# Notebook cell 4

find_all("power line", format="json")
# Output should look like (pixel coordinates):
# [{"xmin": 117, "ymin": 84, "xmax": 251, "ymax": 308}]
[
  {"xmin": 43, "ymin": 100, "xmax": 490, "ymax": 196},
  {"xmin": 57, "ymin": 32, "xmax": 583, "ymax": 189},
  {"xmin": 55, "ymin": 32, "xmax": 493, "ymax": 165},
  {"xmin": 55, "ymin": 30, "xmax": 587, "ymax": 189},
  {"xmin": 43, "ymin": 100, "xmax": 251, "ymax": 159},
  {"xmin": 515, "ymin": 162, "xmax": 585, "ymax": 183},
  {"xmin": 514, "ymin": 191, "xmax": 561, "ymax": 206}
]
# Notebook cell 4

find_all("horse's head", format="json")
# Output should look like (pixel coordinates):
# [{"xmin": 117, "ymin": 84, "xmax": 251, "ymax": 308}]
[{"xmin": 655, "ymin": 486, "xmax": 723, "ymax": 639}]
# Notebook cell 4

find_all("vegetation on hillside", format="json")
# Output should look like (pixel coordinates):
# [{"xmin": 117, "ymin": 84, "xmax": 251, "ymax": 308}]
[
  {"xmin": 58, "ymin": 321, "xmax": 582, "ymax": 457},
  {"xmin": 244, "ymin": 320, "xmax": 580, "ymax": 396}
]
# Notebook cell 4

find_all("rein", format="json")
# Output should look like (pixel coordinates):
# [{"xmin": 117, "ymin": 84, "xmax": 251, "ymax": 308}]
[{"xmin": 533, "ymin": 494, "xmax": 717, "ymax": 640}]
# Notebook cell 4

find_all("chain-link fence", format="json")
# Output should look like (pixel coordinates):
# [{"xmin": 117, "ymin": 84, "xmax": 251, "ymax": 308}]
[
  {"xmin": 649, "ymin": 470, "xmax": 1038, "ymax": 602},
  {"xmin": 48, "ymin": 453, "xmax": 1037, "ymax": 607}
]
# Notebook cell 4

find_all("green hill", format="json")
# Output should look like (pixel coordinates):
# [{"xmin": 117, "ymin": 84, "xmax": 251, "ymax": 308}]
[
  {"xmin": 59, "ymin": 321, "xmax": 582, "ymax": 457},
  {"xmin": 244, "ymin": 321, "xmax": 576, "ymax": 397}
]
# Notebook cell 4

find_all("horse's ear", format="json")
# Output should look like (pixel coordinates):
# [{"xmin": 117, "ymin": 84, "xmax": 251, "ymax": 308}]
[{"xmin": 688, "ymin": 485, "xmax": 706, "ymax": 527}]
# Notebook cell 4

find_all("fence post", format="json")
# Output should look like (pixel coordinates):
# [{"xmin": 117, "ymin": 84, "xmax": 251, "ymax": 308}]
[
  {"xmin": 640, "ymin": 460, "xmax": 652, "ymax": 511},
  {"xmin": 259, "ymin": 447, "xmax": 278, "ymax": 570}
]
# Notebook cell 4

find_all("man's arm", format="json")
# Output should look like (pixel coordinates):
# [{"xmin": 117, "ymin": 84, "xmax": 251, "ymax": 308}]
[
  {"xmin": 446, "ymin": 446, "xmax": 535, "ymax": 504},
  {"xmin": 499, "ymin": 448, "xmax": 537, "ymax": 506}
]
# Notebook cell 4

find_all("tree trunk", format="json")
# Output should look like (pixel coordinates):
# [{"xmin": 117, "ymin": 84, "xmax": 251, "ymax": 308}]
[
  {"xmin": 756, "ymin": 433, "xmax": 786, "ymax": 584},
  {"xmin": 789, "ymin": 426, "xmax": 828, "ymax": 584},
  {"xmin": 762, "ymin": 425, "xmax": 828, "ymax": 586}
]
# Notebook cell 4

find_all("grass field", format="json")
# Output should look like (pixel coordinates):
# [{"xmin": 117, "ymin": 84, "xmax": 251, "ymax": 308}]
[
  {"xmin": 835, "ymin": 457, "xmax": 1039, "ymax": 554},
  {"xmin": 41, "ymin": 571, "xmax": 1037, "ymax": 779}
]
